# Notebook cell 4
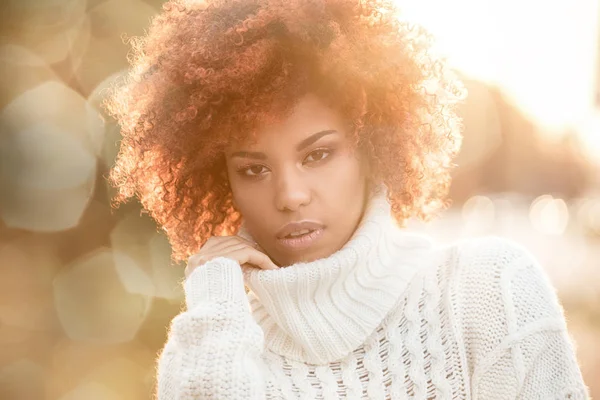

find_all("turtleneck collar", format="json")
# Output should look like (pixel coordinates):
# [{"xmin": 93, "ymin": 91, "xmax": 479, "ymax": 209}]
[{"xmin": 237, "ymin": 184, "xmax": 436, "ymax": 364}]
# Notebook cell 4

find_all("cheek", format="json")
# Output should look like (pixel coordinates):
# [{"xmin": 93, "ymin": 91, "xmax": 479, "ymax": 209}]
[
  {"xmin": 324, "ymin": 150, "xmax": 367, "ymax": 188},
  {"xmin": 324, "ymin": 153, "xmax": 368, "ymax": 213},
  {"xmin": 230, "ymin": 184, "xmax": 272, "ymax": 230},
  {"xmin": 232, "ymin": 188, "xmax": 260, "ymax": 215}
]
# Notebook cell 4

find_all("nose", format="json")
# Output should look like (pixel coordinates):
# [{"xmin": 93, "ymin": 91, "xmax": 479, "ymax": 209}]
[{"xmin": 274, "ymin": 167, "xmax": 311, "ymax": 212}]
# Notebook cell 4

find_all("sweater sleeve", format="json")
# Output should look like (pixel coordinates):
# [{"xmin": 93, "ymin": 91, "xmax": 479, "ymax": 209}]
[
  {"xmin": 155, "ymin": 257, "xmax": 267, "ymax": 399},
  {"xmin": 458, "ymin": 237, "xmax": 589, "ymax": 400}
]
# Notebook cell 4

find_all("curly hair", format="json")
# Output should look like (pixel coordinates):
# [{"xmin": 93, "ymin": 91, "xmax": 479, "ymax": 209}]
[{"xmin": 104, "ymin": 0, "xmax": 466, "ymax": 262}]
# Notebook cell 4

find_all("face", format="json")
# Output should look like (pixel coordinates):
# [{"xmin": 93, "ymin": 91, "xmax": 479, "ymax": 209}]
[{"xmin": 224, "ymin": 93, "xmax": 371, "ymax": 267}]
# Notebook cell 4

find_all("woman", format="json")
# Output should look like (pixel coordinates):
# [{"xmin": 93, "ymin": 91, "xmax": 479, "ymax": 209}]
[{"xmin": 104, "ymin": 0, "xmax": 589, "ymax": 398}]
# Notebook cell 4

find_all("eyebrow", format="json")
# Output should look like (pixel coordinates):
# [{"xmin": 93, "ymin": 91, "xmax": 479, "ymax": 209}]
[
  {"xmin": 229, "ymin": 129, "xmax": 337, "ymax": 160},
  {"xmin": 296, "ymin": 129, "xmax": 337, "ymax": 151}
]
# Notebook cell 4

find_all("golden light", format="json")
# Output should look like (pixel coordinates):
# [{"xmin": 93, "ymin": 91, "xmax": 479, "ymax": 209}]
[
  {"xmin": 575, "ymin": 113, "xmax": 600, "ymax": 164},
  {"xmin": 48, "ymin": 339, "xmax": 154, "ymax": 399},
  {"xmin": 110, "ymin": 212, "xmax": 185, "ymax": 301},
  {"xmin": 0, "ymin": 44, "xmax": 59, "ymax": 109},
  {"xmin": 461, "ymin": 195, "xmax": 496, "ymax": 232},
  {"xmin": 87, "ymin": 69, "xmax": 128, "ymax": 169},
  {"xmin": 397, "ymin": 0, "xmax": 600, "ymax": 152},
  {"xmin": 0, "ymin": 238, "xmax": 60, "ymax": 332},
  {"xmin": 58, "ymin": 382, "xmax": 120, "ymax": 400},
  {"xmin": 590, "ymin": 201, "xmax": 600, "ymax": 234},
  {"xmin": 0, "ymin": 81, "xmax": 103, "ymax": 231},
  {"xmin": 576, "ymin": 197, "xmax": 600, "ymax": 235},
  {"xmin": 0, "ymin": 360, "xmax": 45, "ymax": 400},
  {"xmin": 74, "ymin": 0, "xmax": 158, "ymax": 94},
  {"xmin": 2, "ymin": 0, "xmax": 90, "ymax": 66},
  {"xmin": 53, "ymin": 249, "xmax": 153, "ymax": 344},
  {"xmin": 529, "ymin": 195, "xmax": 570, "ymax": 235}
]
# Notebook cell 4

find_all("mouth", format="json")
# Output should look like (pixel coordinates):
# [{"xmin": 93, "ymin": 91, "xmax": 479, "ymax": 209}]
[
  {"xmin": 276, "ymin": 227, "xmax": 325, "ymax": 251},
  {"xmin": 275, "ymin": 220, "xmax": 326, "ymax": 251}
]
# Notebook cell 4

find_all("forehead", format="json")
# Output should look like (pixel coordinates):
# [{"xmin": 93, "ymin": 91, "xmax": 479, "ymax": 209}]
[{"xmin": 228, "ymin": 94, "xmax": 348, "ymax": 151}]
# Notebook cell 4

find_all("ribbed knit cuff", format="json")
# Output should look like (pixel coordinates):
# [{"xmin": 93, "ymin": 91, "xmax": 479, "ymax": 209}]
[{"xmin": 183, "ymin": 257, "xmax": 247, "ymax": 310}]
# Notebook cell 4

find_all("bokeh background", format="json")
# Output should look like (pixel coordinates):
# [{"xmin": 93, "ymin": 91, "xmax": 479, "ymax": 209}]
[{"xmin": 0, "ymin": 0, "xmax": 599, "ymax": 399}]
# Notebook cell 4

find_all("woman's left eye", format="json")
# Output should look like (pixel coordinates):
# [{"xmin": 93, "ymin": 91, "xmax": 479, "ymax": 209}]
[{"xmin": 304, "ymin": 149, "xmax": 332, "ymax": 164}]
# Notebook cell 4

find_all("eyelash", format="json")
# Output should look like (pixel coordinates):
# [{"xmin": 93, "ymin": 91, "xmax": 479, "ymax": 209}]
[{"xmin": 236, "ymin": 147, "xmax": 335, "ymax": 179}]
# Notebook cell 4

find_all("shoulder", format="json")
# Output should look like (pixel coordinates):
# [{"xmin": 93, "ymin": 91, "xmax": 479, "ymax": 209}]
[
  {"xmin": 451, "ymin": 235, "xmax": 535, "ymax": 272},
  {"xmin": 434, "ymin": 235, "xmax": 543, "ymax": 296},
  {"xmin": 448, "ymin": 235, "xmax": 565, "ymax": 325},
  {"xmin": 447, "ymin": 235, "xmax": 557, "ymax": 303},
  {"xmin": 441, "ymin": 236, "xmax": 568, "ymax": 365}
]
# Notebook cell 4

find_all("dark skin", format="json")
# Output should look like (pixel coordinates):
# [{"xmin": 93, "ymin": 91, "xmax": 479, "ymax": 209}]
[{"xmin": 186, "ymin": 93, "xmax": 370, "ymax": 277}]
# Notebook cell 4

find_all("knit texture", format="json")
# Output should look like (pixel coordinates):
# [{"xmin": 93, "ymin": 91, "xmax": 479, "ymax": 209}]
[{"xmin": 156, "ymin": 186, "xmax": 589, "ymax": 399}]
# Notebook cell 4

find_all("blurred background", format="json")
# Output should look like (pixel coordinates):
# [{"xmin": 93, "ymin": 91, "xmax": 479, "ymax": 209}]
[{"xmin": 0, "ymin": 0, "xmax": 598, "ymax": 399}]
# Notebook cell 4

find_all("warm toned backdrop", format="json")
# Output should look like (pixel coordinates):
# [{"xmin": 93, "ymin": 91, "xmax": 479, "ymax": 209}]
[{"xmin": 1, "ymin": 1, "xmax": 599, "ymax": 399}]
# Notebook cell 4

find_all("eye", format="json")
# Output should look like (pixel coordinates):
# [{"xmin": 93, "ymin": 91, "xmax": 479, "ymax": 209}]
[
  {"xmin": 304, "ymin": 148, "xmax": 332, "ymax": 164},
  {"xmin": 238, "ymin": 164, "xmax": 268, "ymax": 178}
]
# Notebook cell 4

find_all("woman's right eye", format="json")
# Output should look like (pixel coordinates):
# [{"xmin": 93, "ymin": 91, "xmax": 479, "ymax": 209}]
[{"xmin": 239, "ymin": 165, "xmax": 267, "ymax": 178}]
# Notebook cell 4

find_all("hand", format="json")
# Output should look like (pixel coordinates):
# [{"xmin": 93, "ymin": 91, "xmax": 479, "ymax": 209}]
[{"xmin": 185, "ymin": 236, "xmax": 279, "ymax": 278}]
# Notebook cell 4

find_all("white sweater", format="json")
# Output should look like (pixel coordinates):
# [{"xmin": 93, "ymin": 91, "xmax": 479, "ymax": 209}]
[{"xmin": 156, "ymin": 187, "xmax": 589, "ymax": 399}]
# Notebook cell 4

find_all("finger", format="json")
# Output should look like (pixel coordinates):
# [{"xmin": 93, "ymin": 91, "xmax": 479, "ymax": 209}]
[
  {"xmin": 197, "ymin": 243, "xmax": 248, "ymax": 264},
  {"xmin": 230, "ymin": 247, "xmax": 279, "ymax": 270},
  {"xmin": 218, "ymin": 242, "xmax": 250, "ymax": 254},
  {"xmin": 256, "ymin": 250, "xmax": 279, "ymax": 269},
  {"xmin": 187, "ymin": 237, "xmax": 243, "ymax": 265},
  {"xmin": 234, "ymin": 236, "xmax": 261, "ymax": 250},
  {"xmin": 204, "ymin": 236, "xmax": 245, "ymax": 252},
  {"xmin": 186, "ymin": 241, "xmax": 264, "ymax": 277}
]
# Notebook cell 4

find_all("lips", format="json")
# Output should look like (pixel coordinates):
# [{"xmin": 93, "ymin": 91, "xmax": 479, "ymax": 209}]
[
  {"xmin": 276, "ymin": 220, "xmax": 325, "ymax": 239},
  {"xmin": 276, "ymin": 226, "xmax": 325, "ymax": 251}
]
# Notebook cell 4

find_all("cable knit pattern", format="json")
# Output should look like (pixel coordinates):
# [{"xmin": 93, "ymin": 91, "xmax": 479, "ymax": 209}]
[{"xmin": 155, "ymin": 186, "xmax": 589, "ymax": 399}]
